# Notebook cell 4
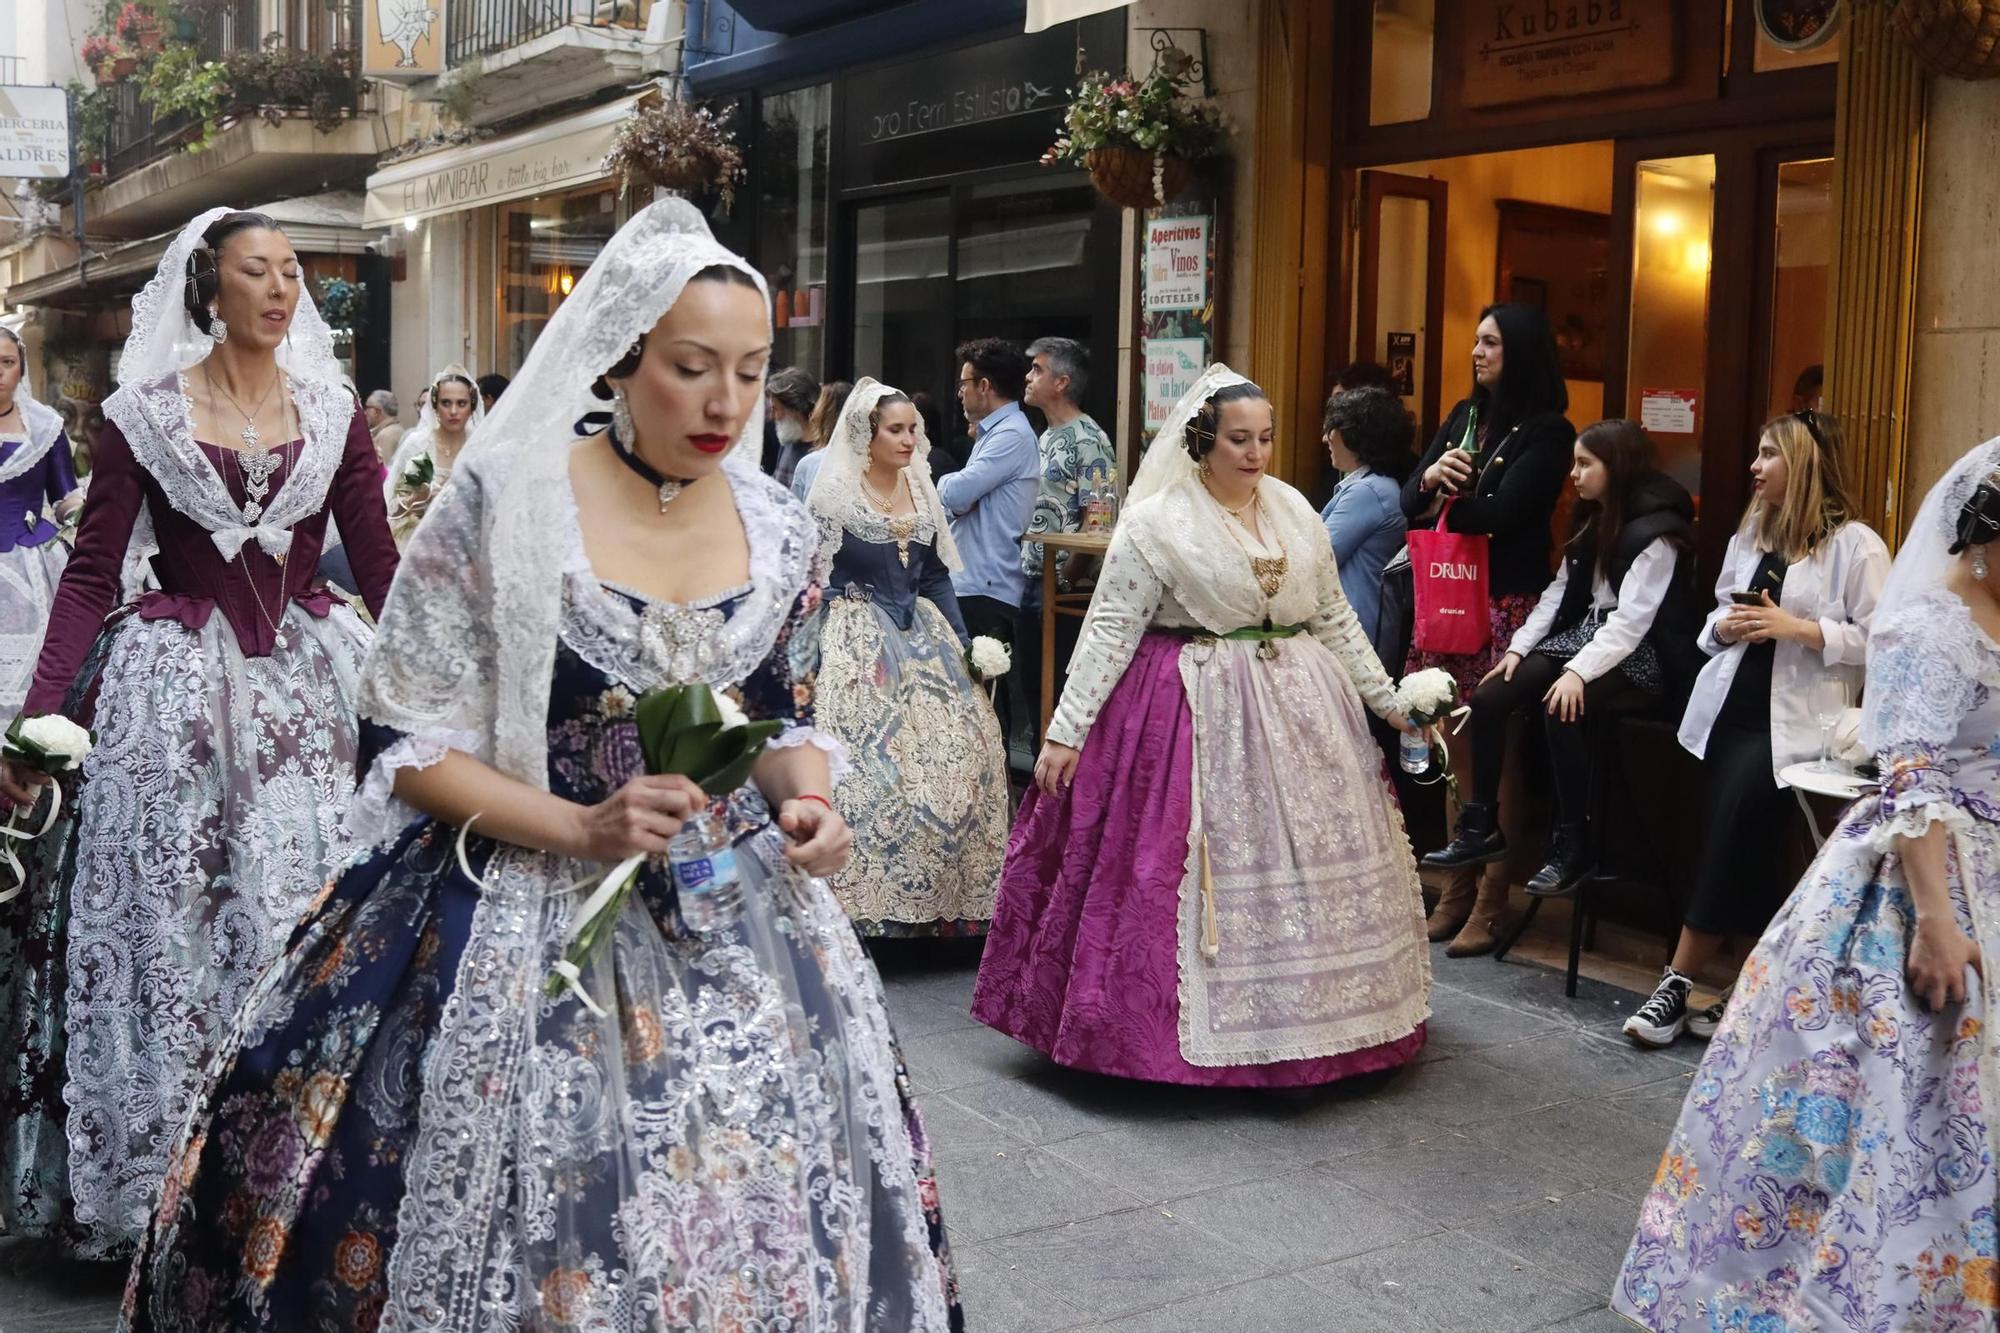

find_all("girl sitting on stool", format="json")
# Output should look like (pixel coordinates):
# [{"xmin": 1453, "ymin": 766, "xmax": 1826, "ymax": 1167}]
[{"xmin": 1423, "ymin": 419, "xmax": 1701, "ymax": 900}]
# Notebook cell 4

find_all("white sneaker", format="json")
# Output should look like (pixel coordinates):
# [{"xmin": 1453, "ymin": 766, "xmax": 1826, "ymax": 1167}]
[
  {"xmin": 1686, "ymin": 986, "xmax": 1733, "ymax": 1040},
  {"xmin": 1622, "ymin": 969, "xmax": 1693, "ymax": 1048}
]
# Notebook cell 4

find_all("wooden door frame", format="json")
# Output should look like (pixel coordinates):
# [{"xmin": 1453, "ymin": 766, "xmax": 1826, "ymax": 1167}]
[{"xmin": 1355, "ymin": 170, "xmax": 1449, "ymax": 444}]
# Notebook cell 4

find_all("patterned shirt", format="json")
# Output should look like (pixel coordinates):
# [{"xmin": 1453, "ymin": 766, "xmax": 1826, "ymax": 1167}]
[{"xmin": 1021, "ymin": 412, "xmax": 1116, "ymax": 581}]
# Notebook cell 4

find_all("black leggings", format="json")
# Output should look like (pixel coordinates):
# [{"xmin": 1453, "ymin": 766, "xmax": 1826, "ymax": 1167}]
[{"xmin": 1469, "ymin": 650, "xmax": 1648, "ymax": 824}]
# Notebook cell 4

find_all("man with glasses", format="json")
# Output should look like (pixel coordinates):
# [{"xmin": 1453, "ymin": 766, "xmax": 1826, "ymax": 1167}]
[{"xmin": 939, "ymin": 338, "xmax": 1040, "ymax": 757}]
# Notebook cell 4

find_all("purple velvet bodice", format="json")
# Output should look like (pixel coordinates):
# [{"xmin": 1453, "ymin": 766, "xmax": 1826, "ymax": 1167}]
[
  {"xmin": 23, "ymin": 406, "xmax": 398, "ymax": 718},
  {"xmin": 0, "ymin": 431, "xmax": 78, "ymax": 554}
]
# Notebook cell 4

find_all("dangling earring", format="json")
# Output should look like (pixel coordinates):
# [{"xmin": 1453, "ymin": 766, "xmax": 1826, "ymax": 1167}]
[
  {"xmin": 1198, "ymin": 454, "xmax": 1213, "ymax": 480},
  {"xmin": 1975, "ymin": 544, "xmax": 1990, "ymax": 582},
  {"xmin": 611, "ymin": 382, "xmax": 636, "ymax": 447},
  {"xmin": 207, "ymin": 302, "xmax": 228, "ymax": 345}
]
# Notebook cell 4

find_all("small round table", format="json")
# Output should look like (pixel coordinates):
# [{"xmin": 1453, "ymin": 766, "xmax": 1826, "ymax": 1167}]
[{"xmin": 1780, "ymin": 761, "xmax": 1872, "ymax": 846}]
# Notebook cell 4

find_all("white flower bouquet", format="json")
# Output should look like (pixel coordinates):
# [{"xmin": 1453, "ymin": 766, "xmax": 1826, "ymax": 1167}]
[
  {"xmin": 967, "ymin": 635, "xmax": 1011, "ymax": 682},
  {"xmin": 1392, "ymin": 668, "xmax": 1465, "ymax": 788},
  {"xmin": 1, "ymin": 714, "xmax": 95, "ymax": 903}
]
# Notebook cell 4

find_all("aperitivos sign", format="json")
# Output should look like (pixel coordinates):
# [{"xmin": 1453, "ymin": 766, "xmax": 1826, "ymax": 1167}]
[{"xmin": 1460, "ymin": 0, "xmax": 1677, "ymax": 109}]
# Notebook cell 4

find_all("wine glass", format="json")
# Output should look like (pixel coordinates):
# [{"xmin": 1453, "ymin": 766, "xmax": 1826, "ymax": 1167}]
[{"xmin": 1808, "ymin": 678, "xmax": 1849, "ymax": 772}]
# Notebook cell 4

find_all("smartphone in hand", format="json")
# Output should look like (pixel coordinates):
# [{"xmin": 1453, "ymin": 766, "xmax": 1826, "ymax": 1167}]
[{"xmin": 1729, "ymin": 591, "xmax": 1766, "ymax": 606}]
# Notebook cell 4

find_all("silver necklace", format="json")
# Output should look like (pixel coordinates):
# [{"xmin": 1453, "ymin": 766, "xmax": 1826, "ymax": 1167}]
[{"xmin": 207, "ymin": 361, "xmax": 283, "ymax": 451}]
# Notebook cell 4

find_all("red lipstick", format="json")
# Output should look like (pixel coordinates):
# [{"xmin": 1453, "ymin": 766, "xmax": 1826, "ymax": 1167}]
[{"xmin": 689, "ymin": 433, "xmax": 732, "ymax": 454}]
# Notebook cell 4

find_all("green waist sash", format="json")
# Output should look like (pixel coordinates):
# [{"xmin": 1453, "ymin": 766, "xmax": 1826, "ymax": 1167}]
[{"xmin": 1159, "ymin": 621, "xmax": 1306, "ymax": 644}]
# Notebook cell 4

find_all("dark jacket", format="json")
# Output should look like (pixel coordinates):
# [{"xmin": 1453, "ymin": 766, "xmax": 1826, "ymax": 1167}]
[
  {"xmin": 1549, "ymin": 471, "xmax": 1704, "ymax": 693},
  {"xmin": 1399, "ymin": 398, "xmax": 1576, "ymax": 598}
]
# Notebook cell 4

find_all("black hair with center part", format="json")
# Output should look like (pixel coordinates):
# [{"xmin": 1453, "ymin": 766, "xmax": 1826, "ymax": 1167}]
[
  {"xmin": 183, "ymin": 211, "xmax": 283, "ymax": 335},
  {"xmin": 591, "ymin": 263, "xmax": 762, "ymax": 400},
  {"xmin": 1185, "ymin": 382, "xmax": 1270, "ymax": 462}
]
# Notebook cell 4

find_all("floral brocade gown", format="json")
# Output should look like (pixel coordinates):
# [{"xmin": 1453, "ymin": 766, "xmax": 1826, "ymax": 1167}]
[
  {"xmin": 120, "ymin": 572, "xmax": 962, "ymax": 1330},
  {"xmin": 1614, "ymin": 589, "xmax": 2000, "ymax": 1330}
]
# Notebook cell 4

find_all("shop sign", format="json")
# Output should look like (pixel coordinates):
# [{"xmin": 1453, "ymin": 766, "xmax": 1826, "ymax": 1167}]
[
  {"xmin": 363, "ymin": 97, "xmax": 635, "ymax": 226},
  {"xmin": 1639, "ymin": 388, "xmax": 1697, "ymax": 434},
  {"xmin": 0, "ymin": 87, "xmax": 70, "ymax": 180},
  {"xmin": 364, "ymin": 0, "xmax": 445, "ymax": 79},
  {"xmin": 1144, "ymin": 215, "xmax": 1211, "ymax": 314},
  {"xmin": 1143, "ymin": 338, "xmax": 1208, "ymax": 434},
  {"xmin": 843, "ymin": 19, "xmax": 1090, "ymax": 183},
  {"xmin": 1460, "ymin": 0, "xmax": 1677, "ymax": 108}
]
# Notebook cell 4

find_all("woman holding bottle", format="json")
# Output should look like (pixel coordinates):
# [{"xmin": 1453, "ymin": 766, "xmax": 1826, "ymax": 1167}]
[
  {"xmin": 1620, "ymin": 410, "xmax": 1889, "ymax": 1047},
  {"xmin": 1401, "ymin": 303, "xmax": 1575, "ymax": 955}
]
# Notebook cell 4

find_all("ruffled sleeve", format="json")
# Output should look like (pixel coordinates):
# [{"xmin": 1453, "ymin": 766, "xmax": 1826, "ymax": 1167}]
[
  {"xmin": 1863, "ymin": 599, "xmax": 1989, "ymax": 845},
  {"xmin": 1047, "ymin": 521, "xmax": 1164, "ymax": 750},
  {"xmin": 1308, "ymin": 543, "xmax": 1398, "ymax": 718}
]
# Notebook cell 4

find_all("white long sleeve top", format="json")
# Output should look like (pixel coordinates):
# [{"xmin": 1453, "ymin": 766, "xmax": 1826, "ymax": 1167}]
[{"xmin": 1507, "ymin": 537, "xmax": 1677, "ymax": 683}]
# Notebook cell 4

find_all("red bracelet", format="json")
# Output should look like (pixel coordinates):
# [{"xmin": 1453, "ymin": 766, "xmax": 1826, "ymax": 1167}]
[{"xmin": 795, "ymin": 794, "xmax": 833, "ymax": 812}]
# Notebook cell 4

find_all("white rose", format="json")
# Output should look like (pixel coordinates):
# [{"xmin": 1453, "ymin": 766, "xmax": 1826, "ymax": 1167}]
[
  {"xmin": 1394, "ymin": 668, "xmax": 1459, "ymax": 722},
  {"xmin": 969, "ymin": 636, "xmax": 1012, "ymax": 681},
  {"xmin": 15, "ymin": 715, "xmax": 93, "ymax": 770},
  {"xmin": 711, "ymin": 688, "xmax": 750, "ymax": 731}
]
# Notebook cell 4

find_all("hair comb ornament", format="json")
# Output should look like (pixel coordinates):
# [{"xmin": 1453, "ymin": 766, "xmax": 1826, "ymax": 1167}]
[{"xmin": 1949, "ymin": 466, "xmax": 2000, "ymax": 556}]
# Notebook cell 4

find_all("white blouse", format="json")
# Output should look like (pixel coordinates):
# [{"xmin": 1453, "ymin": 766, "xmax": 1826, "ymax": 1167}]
[
  {"xmin": 1507, "ymin": 537, "xmax": 1678, "ymax": 683},
  {"xmin": 1677, "ymin": 520, "xmax": 1889, "ymax": 783},
  {"xmin": 1048, "ymin": 493, "xmax": 1397, "ymax": 750}
]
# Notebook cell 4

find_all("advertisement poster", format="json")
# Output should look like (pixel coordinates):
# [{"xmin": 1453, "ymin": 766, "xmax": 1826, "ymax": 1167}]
[
  {"xmin": 365, "ymin": 0, "xmax": 445, "ymax": 79},
  {"xmin": 1144, "ymin": 214, "xmax": 1211, "ymax": 314},
  {"xmin": 1143, "ymin": 338, "xmax": 1208, "ymax": 434},
  {"xmin": 1136, "ymin": 187, "xmax": 1221, "ymax": 447},
  {"xmin": 1386, "ymin": 332, "xmax": 1416, "ymax": 397},
  {"xmin": 1639, "ymin": 388, "xmax": 1698, "ymax": 435}
]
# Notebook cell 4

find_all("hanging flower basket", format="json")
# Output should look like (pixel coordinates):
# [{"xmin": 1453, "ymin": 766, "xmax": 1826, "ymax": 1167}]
[
  {"xmin": 1889, "ymin": 0, "xmax": 2000, "ymax": 78},
  {"xmin": 1085, "ymin": 148, "xmax": 1195, "ymax": 210},
  {"xmin": 1045, "ymin": 64, "xmax": 1227, "ymax": 211},
  {"xmin": 603, "ymin": 99, "xmax": 744, "ymax": 209}
]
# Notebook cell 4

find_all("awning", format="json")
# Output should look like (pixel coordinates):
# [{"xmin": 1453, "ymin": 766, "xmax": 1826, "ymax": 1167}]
[
  {"xmin": 363, "ymin": 94, "xmax": 642, "ymax": 228},
  {"xmin": 1025, "ymin": 0, "xmax": 1129, "ymax": 33}
]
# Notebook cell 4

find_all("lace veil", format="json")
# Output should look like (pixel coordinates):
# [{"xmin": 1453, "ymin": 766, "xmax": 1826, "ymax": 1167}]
[
  {"xmin": 103, "ymin": 205, "xmax": 354, "ymax": 564},
  {"xmin": 1127, "ymin": 363, "xmax": 1251, "ymax": 506},
  {"xmin": 0, "ymin": 331, "xmax": 69, "ymax": 486},
  {"xmin": 804, "ymin": 375, "xmax": 961, "ymax": 570},
  {"xmin": 357, "ymin": 195, "xmax": 770, "ymax": 793},
  {"xmin": 1863, "ymin": 434, "xmax": 2000, "ymax": 749},
  {"xmin": 384, "ymin": 362, "xmax": 486, "ymax": 495}
]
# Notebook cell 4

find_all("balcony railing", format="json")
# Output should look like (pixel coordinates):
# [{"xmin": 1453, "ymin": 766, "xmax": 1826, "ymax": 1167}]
[
  {"xmin": 99, "ymin": 1, "xmax": 372, "ymax": 179},
  {"xmin": 446, "ymin": 0, "xmax": 654, "ymax": 65}
]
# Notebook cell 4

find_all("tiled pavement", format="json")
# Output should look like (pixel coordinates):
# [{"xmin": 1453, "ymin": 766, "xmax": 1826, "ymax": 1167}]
[{"xmin": 0, "ymin": 941, "xmax": 1679, "ymax": 1332}]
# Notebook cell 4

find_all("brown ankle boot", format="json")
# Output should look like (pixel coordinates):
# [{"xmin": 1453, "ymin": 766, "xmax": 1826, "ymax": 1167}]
[
  {"xmin": 1446, "ymin": 863, "xmax": 1513, "ymax": 958},
  {"xmin": 1427, "ymin": 865, "xmax": 1477, "ymax": 942}
]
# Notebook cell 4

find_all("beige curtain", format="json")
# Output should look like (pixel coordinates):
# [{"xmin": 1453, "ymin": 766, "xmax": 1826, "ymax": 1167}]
[{"xmin": 1025, "ymin": 0, "xmax": 1131, "ymax": 33}]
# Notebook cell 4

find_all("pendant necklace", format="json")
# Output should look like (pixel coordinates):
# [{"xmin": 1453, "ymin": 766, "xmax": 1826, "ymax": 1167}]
[
  {"xmin": 208, "ymin": 363, "xmax": 286, "ymax": 522},
  {"xmin": 861, "ymin": 470, "xmax": 919, "ymax": 567},
  {"xmin": 206, "ymin": 360, "xmax": 283, "ymax": 451},
  {"xmin": 607, "ymin": 410, "xmax": 692, "ymax": 512},
  {"xmin": 1214, "ymin": 490, "xmax": 1290, "ymax": 657}
]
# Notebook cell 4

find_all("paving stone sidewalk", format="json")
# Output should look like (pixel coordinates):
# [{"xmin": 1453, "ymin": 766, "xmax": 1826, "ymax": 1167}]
[{"xmin": 0, "ymin": 941, "xmax": 1677, "ymax": 1332}]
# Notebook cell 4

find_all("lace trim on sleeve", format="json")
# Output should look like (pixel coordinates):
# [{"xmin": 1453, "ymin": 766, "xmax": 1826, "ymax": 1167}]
[
  {"xmin": 768, "ymin": 724, "xmax": 852, "ymax": 784},
  {"xmin": 1864, "ymin": 788, "xmax": 1979, "ymax": 852},
  {"xmin": 346, "ymin": 727, "xmax": 482, "ymax": 853}
]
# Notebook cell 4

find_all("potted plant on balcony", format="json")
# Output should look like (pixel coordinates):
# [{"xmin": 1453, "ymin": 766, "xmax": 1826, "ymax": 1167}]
[
  {"xmin": 223, "ymin": 37, "xmax": 357, "ymax": 132},
  {"xmin": 115, "ymin": 2, "xmax": 166, "ymax": 55},
  {"xmin": 170, "ymin": 0, "xmax": 232, "ymax": 39},
  {"xmin": 603, "ymin": 99, "xmax": 744, "ymax": 211},
  {"xmin": 81, "ymin": 34, "xmax": 134, "ymax": 86},
  {"xmin": 1043, "ymin": 57, "xmax": 1228, "ymax": 210},
  {"xmin": 140, "ymin": 43, "xmax": 232, "ymax": 154},
  {"xmin": 316, "ymin": 276, "xmax": 368, "ymax": 339}
]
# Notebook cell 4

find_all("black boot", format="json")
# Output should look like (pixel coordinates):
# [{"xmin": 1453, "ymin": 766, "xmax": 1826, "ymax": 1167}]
[
  {"xmin": 1421, "ymin": 802, "xmax": 1507, "ymax": 869},
  {"xmin": 1524, "ymin": 822, "xmax": 1591, "ymax": 897}
]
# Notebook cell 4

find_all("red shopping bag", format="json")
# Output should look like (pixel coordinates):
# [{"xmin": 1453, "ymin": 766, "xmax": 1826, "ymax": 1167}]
[{"xmin": 1406, "ymin": 500, "xmax": 1491, "ymax": 656}]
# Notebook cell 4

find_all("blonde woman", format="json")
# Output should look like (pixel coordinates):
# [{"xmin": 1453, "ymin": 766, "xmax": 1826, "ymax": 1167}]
[
  {"xmin": 1621, "ymin": 410, "xmax": 1890, "ymax": 1047},
  {"xmin": 788, "ymin": 378, "xmax": 853, "ymax": 503}
]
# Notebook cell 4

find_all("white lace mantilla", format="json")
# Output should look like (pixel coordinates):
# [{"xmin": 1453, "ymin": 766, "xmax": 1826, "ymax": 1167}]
[
  {"xmin": 103, "ymin": 371, "xmax": 351, "ymax": 563},
  {"xmin": 0, "ymin": 398, "xmax": 65, "ymax": 486}
]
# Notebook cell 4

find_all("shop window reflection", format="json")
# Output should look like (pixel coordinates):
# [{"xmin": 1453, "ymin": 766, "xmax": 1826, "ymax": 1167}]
[
  {"xmin": 1628, "ymin": 155, "xmax": 1716, "ymax": 501},
  {"xmin": 1767, "ymin": 158, "xmax": 1832, "ymax": 420},
  {"xmin": 756, "ymin": 84, "xmax": 832, "ymax": 380},
  {"xmin": 955, "ymin": 177, "xmax": 1097, "ymax": 358},
  {"xmin": 852, "ymin": 192, "xmax": 953, "ymax": 416},
  {"xmin": 497, "ymin": 185, "xmax": 618, "ymax": 378}
]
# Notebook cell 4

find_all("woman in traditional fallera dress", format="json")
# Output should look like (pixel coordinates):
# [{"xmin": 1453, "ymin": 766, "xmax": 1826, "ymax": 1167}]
[
  {"xmin": 1613, "ymin": 438, "xmax": 2000, "ymax": 1330},
  {"xmin": 0, "ymin": 209, "xmax": 398, "ymax": 1256},
  {"xmin": 119, "ymin": 198, "xmax": 961, "ymax": 1332},
  {"xmin": 0, "ymin": 327, "xmax": 82, "ymax": 714},
  {"xmin": 804, "ymin": 377, "xmax": 1007, "ymax": 936},
  {"xmin": 383, "ymin": 363, "xmax": 483, "ymax": 545},
  {"xmin": 972, "ymin": 365, "xmax": 1432, "ymax": 1087}
]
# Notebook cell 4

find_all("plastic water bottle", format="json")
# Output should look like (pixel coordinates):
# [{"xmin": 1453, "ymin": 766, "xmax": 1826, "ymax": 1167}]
[
  {"xmin": 669, "ymin": 812, "xmax": 741, "ymax": 932},
  {"xmin": 1398, "ymin": 727, "xmax": 1432, "ymax": 776}
]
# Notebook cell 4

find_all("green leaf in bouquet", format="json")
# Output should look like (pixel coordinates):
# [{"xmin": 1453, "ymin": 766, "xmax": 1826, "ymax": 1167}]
[
  {"xmin": 693, "ymin": 719, "xmax": 784, "ymax": 794},
  {"xmin": 2, "ymin": 718, "xmax": 48, "ymax": 765}
]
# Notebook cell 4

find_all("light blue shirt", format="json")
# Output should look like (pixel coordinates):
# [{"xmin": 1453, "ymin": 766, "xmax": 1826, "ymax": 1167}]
[
  {"xmin": 789, "ymin": 448, "xmax": 824, "ymax": 504},
  {"xmin": 936, "ymin": 400, "xmax": 1039, "ymax": 607},
  {"xmin": 1320, "ymin": 467, "xmax": 1407, "ymax": 668}
]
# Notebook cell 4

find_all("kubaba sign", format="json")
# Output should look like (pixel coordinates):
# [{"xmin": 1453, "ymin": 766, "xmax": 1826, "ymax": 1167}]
[{"xmin": 1461, "ymin": 0, "xmax": 1677, "ymax": 108}]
